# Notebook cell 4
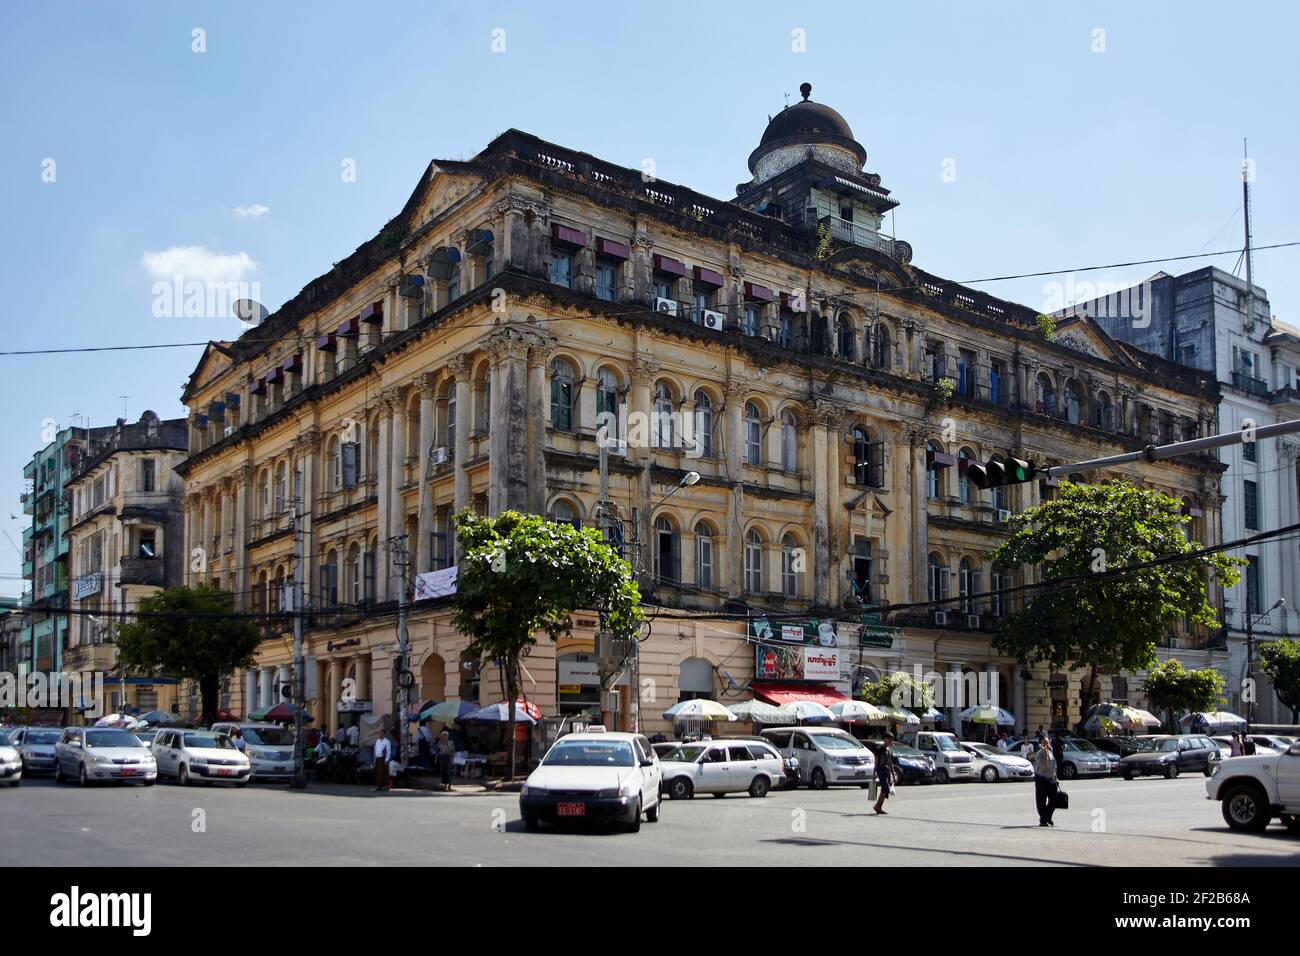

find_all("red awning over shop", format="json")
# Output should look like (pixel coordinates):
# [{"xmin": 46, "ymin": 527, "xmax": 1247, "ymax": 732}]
[{"xmin": 749, "ymin": 682, "xmax": 847, "ymax": 708}]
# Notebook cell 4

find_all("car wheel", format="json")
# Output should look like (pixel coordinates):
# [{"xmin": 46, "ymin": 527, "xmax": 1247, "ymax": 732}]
[
  {"xmin": 1122, "ymin": 770, "xmax": 1133, "ymax": 780},
  {"xmin": 524, "ymin": 816, "xmax": 539, "ymax": 832},
  {"xmin": 1203, "ymin": 761, "xmax": 1217, "ymax": 778},
  {"xmin": 1222, "ymin": 783, "xmax": 1270, "ymax": 832},
  {"xmin": 7, "ymin": 780, "xmax": 18, "ymax": 788},
  {"xmin": 178, "ymin": 764, "xmax": 191, "ymax": 786},
  {"xmin": 1164, "ymin": 763, "xmax": 1179, "ymax": 779},
  {"xmin": 748, "ymin": 776, "xmax": 770, "ymax": 798},
  {"xmin": 55, "ymin": 763, "xmax": 65, "ymax": 785},
  {"xmin": 934, "ymin": 768, "xmax": 949, "ymax": 784},
  {"xmin": 626, "ymin": 798, "xmax": 641, "ymax": 833},
  {"xmin": 981, "ymin": 765, "xmax": 998, "ymax": 783},
  {"xmin": 646, "ymin": 798, "xmax": 661, "ymax": 823},
  {"xmin": 78, "ymin": 764, "xmax": 88, "ymax": 787},
  {"xmin": 1062, "ymin": 762, "xmax": 1078, "ymax": 780},
  {"xmin": 143, "ymin": 780, "xmax": 155, "ymax": 787},
  {"xmin": 810, "ymin": 767, "xmax": 828, "ymax": 790},
  {"xmin": 667, "ymin": 777, "xmax": 693, "ymax": 800}
]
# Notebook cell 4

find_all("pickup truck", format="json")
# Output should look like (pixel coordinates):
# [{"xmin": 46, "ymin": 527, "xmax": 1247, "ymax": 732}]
[{"xmin": 1205, "ymin": 739, "xmax": 1300, "ymax": 833}]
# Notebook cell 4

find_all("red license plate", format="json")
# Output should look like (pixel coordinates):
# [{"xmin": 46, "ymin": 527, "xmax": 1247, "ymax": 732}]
[
  {"xmin": 120, "ymin": 768, "xmax": 137, "ymax": 776},
  {"xmin": 217, "ymin": 768, "xmax": 235, "ymax": 776},
  {"xmin": 557, "ymin": 802, "xmax": 586, "ymax": 817}
]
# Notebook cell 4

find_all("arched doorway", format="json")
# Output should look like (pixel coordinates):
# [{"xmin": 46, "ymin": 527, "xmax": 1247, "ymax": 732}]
[{"xmin": 419, "ymin": 654, "xmax": 446, "ymax": 704}]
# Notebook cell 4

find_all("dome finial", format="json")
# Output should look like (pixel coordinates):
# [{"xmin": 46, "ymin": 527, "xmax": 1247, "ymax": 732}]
[{"xmin": 799, "ymin": 82, "xmax": 812, "ymax": 101}]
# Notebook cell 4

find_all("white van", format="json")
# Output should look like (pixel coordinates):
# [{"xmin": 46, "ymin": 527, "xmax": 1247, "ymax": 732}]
[
  {"xmin": 760, "ymin": 727, "xmax": 875, "ymax": 789},
  {"xmin": 906, "ymin": 731, "xmax": 977, "ymax": 783}
]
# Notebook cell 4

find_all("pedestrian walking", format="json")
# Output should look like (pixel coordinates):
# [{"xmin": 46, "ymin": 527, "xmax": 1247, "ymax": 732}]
[
  {"xmin": 1242, "ymin": 736, "xmax": 1257, "ymax": 756},
  {"xmin": 872, "ymin": 733, "xmax": 898, "ymax": 815},
  {"xmin": 1032, "ymin": 731, "xmax": 1058, "ymax": 827},
  {"xmin": 373, "ymin": 729, "xmax": 393, "ymax": 791},
  {"xmin": 436, "ymin": 730, "xmax": 455, "ymax": 791},
  {"xmin": 1229, "ymin": 733, "xmax": 1243, "ymax": 758},
  {"xmin": 230, "ymin": 728, "xmax": 246, "ymax": 753},
  {"xmin": 996, "ymin": 732, "xmax": 1010, "ymax": 752}
]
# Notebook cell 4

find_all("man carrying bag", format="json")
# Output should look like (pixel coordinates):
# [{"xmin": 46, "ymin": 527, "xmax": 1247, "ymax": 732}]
[{"xmin": 1032, "ymin": 731, "xmax": 1060, "ymax": 827}]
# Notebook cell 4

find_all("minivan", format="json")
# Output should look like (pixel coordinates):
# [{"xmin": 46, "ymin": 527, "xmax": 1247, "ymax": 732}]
[
  {"xmin": 905, "ymin": 731, "xmax": 976, "ymax": 783},
  {"xmin": 761, "ymin": 727, "xmax": 875, "ymax": 789}
]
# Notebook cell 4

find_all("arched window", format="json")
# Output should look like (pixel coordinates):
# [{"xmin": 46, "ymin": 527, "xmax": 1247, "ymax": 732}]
[
  {"xmin": 959, "ymin": 557, "xmax": 979, "ymax": 616},
  {"xmin": 328, "ymin": 436, "xmax": 341, "ymax": 491},
  {"xmin": 447, "ymin": 262, "xmax": 461, "ymax": 301},
  {"xmin": 958, "ymin": 448, "xmax": 975, "ymax": 505},
  {"xmin": 1064, "ymin": 380, "xmax": 1083, "ymax": 425},
  {"xmin": 549, "ymin": 499, "xmax": 580, "ymax": 530},
  {"xmin": 1036, "ymin": 372, "xmax": 1057, "ymax": 416},
  {"xmin": 322, "ymin": 549, "xmax": 339, "ymax": 608},
  {"xmin": 853, "ymin": 425, "xmax": 883, "ymax": 488},
  {"xmin": 694, "ymin": 522, "xmax": 714, "ymax": 591},
  {"xmin": 744, "ymin": 529, "xmax": 764, "ymax": 594},
  {"xmin": 745, "ymin": 402, "xmax": 763, "ymax": 466},
  {"xmin": 781, "ymin": 534, "xmax": 801, "ymax": 597},
  {"xmin": 596, "ymin": 368, "xmax": 620, "ymax": 441},
  {"xmin": 441, "ymin": 379, "xmax": 456, "ymax": 452},
  {"xmin": 928, "ymin": 553, "xmax": 949, "ymax": 603},
  {"xmin": 780, "ymin": 410, "xmax": 798, "ymax": 471},
  {"xmin": 654, "ymin": 515, "xmax": 680, "ymax": 585},
  {"xmin": 871, "ymin": 323, "xmax": 892, "ymax": 370},
  {"xmin": 349, "ymin": 544, "xmax": 362, "ymax": 605},
  {"xmin": 254, "ymin": 570, "xmax": 268, "ymax": 615},
  {"xmin": 837, "ymin": 313, "xmax": 856, "ymax": 361},
  {"xmin": 653, "ymin": 381, "xmax": 675, "ymax": 449},
  {"xmin": 926, "ymin": 441, "xmax": 942, "ymax": 499},
  {"xmin": 274, "ymin": 462, "xmax": 287, "ymax": 514},
  {"xmin": 550, "ymin": 359, "xmax": 575, "ymax": 431},
  {"xmin": 693, "ymin": 390, "xmax": 713, "ymax": 459},
  {"xmin": 1098, "ymin": 391, "xmax": 1115, "ymax": 431},
  {"xmin": 258, "ymin": 469, "xmax": 270, "ymax": 518}
]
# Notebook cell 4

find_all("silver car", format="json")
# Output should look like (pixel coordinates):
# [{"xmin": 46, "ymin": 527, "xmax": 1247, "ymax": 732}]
[
  {"xmin": 0, "ymin": 730, "xmax": 21, "ymax": 787},
  {"xmin": 209, "ymin": 722, "xmax": 296, "ymax": 782},
  {"xmin": 11, "ymin": 726, "xmax": 62, "ymax": 776},
  {"xmin": 55, "ymin": 727, "xmax": 157, "ymax": 786},
  {"xmin": 152, "ymin": 729, "xmax": 251, "ymax": 786},
  {"xmin": 961, "ymin": 741, "xmax": 1035, "ymax": 782}
]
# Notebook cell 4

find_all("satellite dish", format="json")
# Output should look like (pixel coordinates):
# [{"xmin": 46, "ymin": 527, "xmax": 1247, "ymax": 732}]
[{"xmin": 233, "ymin": 299, "xmax": 269, "ymax": 327}]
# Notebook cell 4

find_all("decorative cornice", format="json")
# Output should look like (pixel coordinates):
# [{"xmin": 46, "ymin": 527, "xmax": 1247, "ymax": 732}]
[
  {"xmin": 448, "ymin": 353, "xmax": 474, "ymax": 380},
  {"xmin": 810, "ymin": 399, "xmax": 846, "ymax": 428},
  {"xmin": 630, "ymin": 232, "xmax": 654, "ymax": 251},
  {"xmin": 413, "ymin": 372, "xmax": 438, "ymax": 397},
  {"xmin": 482, "ymin": 325, "xmax": 535, "ymax": 364},
  {"xmin": 630, "ymin": 358, "xmax": 661, "ymax": 386}
]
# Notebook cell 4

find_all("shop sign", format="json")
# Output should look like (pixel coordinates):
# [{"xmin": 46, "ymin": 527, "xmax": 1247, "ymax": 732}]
[
  {"xmin": 74, "ymin": 573, "xmax": 101, "ymax": 601},
  {"xmin": 337, "ymin": 699, "xmax": 373, "ymax": 713},
  {"xmin": 750, "ymin": 617, "xmax": 837, "ymax": 647},
  {"xmin": 755, "ymin": 644, "xmax": 841, "ymax": 682},
  {"xmin": 557, "ymin": 684, "xmax": 582, "ymax": 695},
  {"xmin": 859, "ymin": 625, "xmax": 898, "ymax": 649}
]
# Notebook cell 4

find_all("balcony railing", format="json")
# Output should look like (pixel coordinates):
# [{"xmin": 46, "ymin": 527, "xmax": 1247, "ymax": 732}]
[
  {"xmin": 1232, "ymin": 370, "xmax": 1270, "ymax": 398},
  {"xmin": 817, "ymin": 215, "xmax": 904, "ymax": 259},
  {"xmin": 120, "ymin": 556, "xmax": 165, "ymax": 587}
]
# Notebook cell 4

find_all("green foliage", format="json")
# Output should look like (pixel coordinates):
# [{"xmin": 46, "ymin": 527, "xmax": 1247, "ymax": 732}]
[
  {"xmin": 815, "ymin": 223, "xmax": 833, "ymax": 261},
  {"xmin": 860, "ymin": 671, "xmax": 935, "ymax": 712},
  {"xmin": 1036, "ymin": 313, "xmax": 1057, "ymax": 340},
  {"xmin": 991, "ymin": 481, "xmax": 1243, "ymax": 679},
  {"xmin": 115, "ymin": 586, "xmax": 262, "ymax": 724},
  {"xmin": 1143, "ymin": 658, "xmax": 1225, "ymax": 724},
  {"xmin": 933, "ymin": 377, "xmax": 954, "ymax": 406},
  {"xmin": 1259, "ymin": 639, "xmax": 1300, "ymax": 722}
]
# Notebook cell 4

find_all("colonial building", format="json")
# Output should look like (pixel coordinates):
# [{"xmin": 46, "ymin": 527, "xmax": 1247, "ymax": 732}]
[
  {"xmin": 64, "ymin": 411, "xmax": 190, "ymax": 720},
  {"xmin": 178, "ymin": 86, "xmax": 1224, "ymax": 736}
]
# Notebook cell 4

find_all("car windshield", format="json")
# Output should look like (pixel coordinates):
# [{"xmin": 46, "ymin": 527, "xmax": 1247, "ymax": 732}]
[
  {"xmin": 815, "ymin": 735, "xmax": 864, "ymax": 751},
  {"xmin": 241, "ymin": 728, "xmax": 292, "ymax": 746},
  {"xmin": 0, "ymin": 731, "xmax": 10, "ymax": 745},
  {"xmin": 183, "ymin": 733, "xmax": 233, "ymax": 750},
  {"xmin": 543, "ymin": 741, "xmax": 635, "ymax": 767},
  {"xmin": 662, "ymin": 745, "xmax": 708, "ymax": 762},
  {"xmin": 25, "ymin": 730, "xmax": 61, "ymax": 745},
  {"xmin": 85, "ymin": 730, "xmax": 142, "ymax": 749},
  {"xmin": 1068, "ymin": 739, "xmax": 1098, "ymax": 751},
  {"xmin": 933, "ymin": 736, "xmax": 961, "ymax": 752},
  {"xmin": 967, "ymin": 743, "xmax": 1000, "ymax": 757},
  {"xmin": 1156, "ymin": 739, "xmax": 1180, "ymax": 752},
  {"xmin": 892, "ymin": 744, "xmax": 925, "ymax": 758}
]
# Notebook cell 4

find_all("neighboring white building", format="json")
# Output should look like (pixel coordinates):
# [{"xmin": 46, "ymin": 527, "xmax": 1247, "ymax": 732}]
[{"xmin": 1062, "ymin": 267, "xmax": 1300, "ymax": 724}]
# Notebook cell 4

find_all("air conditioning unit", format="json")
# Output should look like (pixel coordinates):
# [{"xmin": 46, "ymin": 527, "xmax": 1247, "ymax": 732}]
[
  {"xmin": 655, "ymin": 297, "xmax": 678, "ymax": 316},
  {"xmin": 431, "ymin": 446, "xmax": 449, "ymax": 466},
  {"xmin": 224, "ymin": 425, "xmax": 236, "ymax": 438},
  {"xmin": 701, "ymin": 309, "xmax": 725, "ymax": 331},
  {"xmin": 933, "ymin": 611, "xmax": 948, "ymax": 627},
  {"xmin": 997, "ymin": 509, "xmax": 1011, "ymax": 522},
  {"xmin": 966, "ymin": 614, "xmax": 982, "ymax": 629}
]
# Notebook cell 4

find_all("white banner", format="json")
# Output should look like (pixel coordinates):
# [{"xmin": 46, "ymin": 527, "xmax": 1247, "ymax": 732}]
[
  {"xmin": 803, "ymin": 647, "xmax": 841, "ymax": 682},
  {"xmin": 414, "ymin": 565, "xmax": 458, "ymax": 601}
]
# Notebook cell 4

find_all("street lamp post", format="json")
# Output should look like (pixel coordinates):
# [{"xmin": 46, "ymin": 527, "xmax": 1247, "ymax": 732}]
[{"xmin": 1244, "ymin": 597, "xmax": 1284, "ymax": 735}]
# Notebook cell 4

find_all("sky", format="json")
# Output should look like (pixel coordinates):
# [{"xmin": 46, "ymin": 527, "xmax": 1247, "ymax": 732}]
[{"xmin": 1, "ymin": 0, "xmax": 1297, "ymax": 598}]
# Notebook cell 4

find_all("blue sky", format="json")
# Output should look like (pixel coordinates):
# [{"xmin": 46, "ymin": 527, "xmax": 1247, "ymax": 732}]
[{"xmin": 2, "ymin": 0, "xmax": 1297, "ymax": 597}]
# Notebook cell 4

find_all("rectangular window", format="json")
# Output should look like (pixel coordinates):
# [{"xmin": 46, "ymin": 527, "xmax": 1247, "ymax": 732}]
[
  {"xmin": 779, "ymin": 313, "xmax": 795, "ymax": 348},
  {"xmin": 744, "ymin": 305, "xmax": 762, "ymax": 336},
  {"xmin": 595, "ymin": 262, "xmax": 618, "ymax": 302},
  {"xmin": 989, "ymin": 360, "xmax": 1005, "ymax": 406},
  {"xmin": 852, "ymin": 536, "xmax": 872, "ymax": 604},
  {"xmin": 958, "ymin": 349, "xmax": 977, "ymax": 398},
  {"xmin": 653, "ymin": 278, "xmax": 673, "ymax": 301},
  {"xmin": 548, "ymin": 251, "xmax": 573, "ymax": 289},
  {"xmin": 1243, "ymin": 479, "xmax": 1258, "ymax": 531},
  {"xmin": 1243, "ymin": 437, "xmax": 1257, "ymax": 463},
  {"xmin": 696, "ymin": 534, "xmax": 713, "ymax": 591},
  {"xmin": 1245, "ymin": 555, "xmax": 1260, "ymax": 615},
  {"xmin": 140, "ymin": 459, "xmax": 155, "ymax": 493}
]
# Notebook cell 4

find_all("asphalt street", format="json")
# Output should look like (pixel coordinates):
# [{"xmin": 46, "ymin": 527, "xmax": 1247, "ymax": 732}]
[{"xmin": 3, "ymin": 773, "xmax": 1297, "ymax": 867}]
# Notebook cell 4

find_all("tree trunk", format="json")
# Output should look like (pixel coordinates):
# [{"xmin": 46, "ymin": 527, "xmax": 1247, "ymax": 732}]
[
  {"xmin": 506, "ymin": 650, "xmax": 519, "ymax": 783},
  {"xmin": 199, "ymin": 673, "xmax": 220, "ymax": 727},
  {"xmin": 1082, "ymin": 662, "xmax": 1099, "ymax": 732}
]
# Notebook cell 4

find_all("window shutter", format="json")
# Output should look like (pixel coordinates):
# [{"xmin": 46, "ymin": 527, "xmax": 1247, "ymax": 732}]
[
  {"xmin": 868, "ymin": 441, "xmax": 885, "ymax": 487},
  {"xmin": 341, "ymin": 442, "xmax": 359, "ymax": 489}
]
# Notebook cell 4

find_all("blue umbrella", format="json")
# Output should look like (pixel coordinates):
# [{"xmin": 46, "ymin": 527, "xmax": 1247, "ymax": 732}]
[
  {"xmin": 420, "ymin": 699, "xmax": 479, "ymax": 723},
  {"xmin": 137, "ymin": 711, "xmax": 181, "ymax": 726}
]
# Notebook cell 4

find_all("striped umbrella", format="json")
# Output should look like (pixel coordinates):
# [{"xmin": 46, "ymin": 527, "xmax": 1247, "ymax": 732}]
[
  {"xmin": 725, "ymin": 700, "xmax": 794, "ymax": 724},
  {"xmin": 663, "ymin": 699, "xmax": 737, "ymax": 722},
  {"xmin": 829, "ymin": 700, "xmax": 888, "ymax": 723}
]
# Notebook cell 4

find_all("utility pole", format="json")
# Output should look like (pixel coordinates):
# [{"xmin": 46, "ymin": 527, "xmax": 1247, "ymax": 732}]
[
  {"xmin": 392, "ymin": 533, "xmax": 412, "ymax": 764},
  {"xmin": 289, "ymin": 493, "xmax": 307, "ymax": 789}
]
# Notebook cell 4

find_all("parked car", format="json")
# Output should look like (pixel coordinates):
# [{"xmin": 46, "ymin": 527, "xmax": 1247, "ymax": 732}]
[
  {"xmin": 961, "ymin": 741, "xmax": 1035, "ymax": 782},
  {"xmin": 761, "ymin": 726, "xmax": 875, "ymax": 789},
  {"xmin": 1058, "ymin": 738, "xmax": 1117, "ymax": 779},
  {"xmin": 864, "ymin": 740, "xmax": 936, "ymax": 784},
  {"xmin": 10, "ymin": 726, "xmax": 62, "ymax": 776},
  {"xmin": 1120, "ymin": 735, "xmax": 1219, "ymax": 779},
  {"xmin": 209, "ymin": 722, "xmax": 296, "ymax": 782},
  {"xmin": 519, "ymin": 732, "xmax": 661, "ymax": 832},
  {"xmin": 724, "ymin": 735, "xmax": 800, "ymax": 788},
  {"xmin": 906, "ymin": 731, "xmax": 977, "ymax": 783},
  {"xmin": 658, "ymin": 739, "xmax": 785, "ymax": 800},
  {"xmin": 152, "ymin": 729, "xmax": 251, "ymax": 787},
  {"xmin": 0, "ymin": 731, "xmax": 21, "ymax": 787},
  {"xmin": 652, "ymin": 741, "xmax": 683, "ymax": 759},
  {"xmin": 1206, "ymin": 738, "xmax": 1300, "ymax": 832},
  {"xmin": 1209, "ymin": 735, "xmax": 1282, "ymax": 758},
  {"xmin": 1085, "ymin": 736, "xmax": 1149, "ymax": 759},
  {"xmin": 133, "ymin": 729, "xmax": 162, "ymax": 748},
  {"xmin": 55, "ymin": 727, "xmax": 157, "ymax": 786}
]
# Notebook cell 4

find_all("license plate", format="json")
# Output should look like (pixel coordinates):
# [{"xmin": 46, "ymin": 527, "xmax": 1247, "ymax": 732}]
[
  {"xmin": 273, "ymin": 766, "xmax": 288, "ymax": 772},
  {"xmin": 852, "ymin": 770, "xmax": 867, "ymax": 777},
  {"xmin": 120, "ymin": 768, "xmax": 137, "ymax": 776},
  {"xmin": 557, "ymin": 802, "xmax": 586, "ymax": 817},
  {"xmin": 217, "ymin": 768, "xmax": 235, "ymax": 776}
]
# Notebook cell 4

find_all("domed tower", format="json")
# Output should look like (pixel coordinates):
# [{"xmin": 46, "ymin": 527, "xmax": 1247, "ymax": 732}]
[{"xmin": 735, "ymin": 83, "xmax": 910, "ymax": 264}]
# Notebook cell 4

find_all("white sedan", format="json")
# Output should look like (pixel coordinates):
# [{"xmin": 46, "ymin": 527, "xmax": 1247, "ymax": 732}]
[
  {"xmin": 961, "ymin": 741, "xmax": 1035, "ymax": 782},
  {"xmin": 519, "ymin": 732, "xmax": 662, "ymax": 832},
  {"xmin": 658, "ymin": 739, "xmax": 786, "ymax": 799},
  {"xmin": 0, "ymin": 731, "xmax": 21, "ymax": 787}
]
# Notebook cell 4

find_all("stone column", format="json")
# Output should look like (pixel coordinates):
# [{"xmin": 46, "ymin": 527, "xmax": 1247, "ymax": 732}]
[
  {"xmin": 355, "ymin": 655, "xmax": 371, "ymax": 703},
  {"xmin": 244, "ymin": 670, "xmax": 257, "ymax": 718},
  {"xmin": 484, "ymin": 326, "xmax": 533, "ymax": 513},
  {"xmin": 376, "ymin": 407, "xmax": 392, "ymax": 599},
  {"xmin": 910, "ymin": 430, "xmax": 929, "ymax": 605},
  {"xmin": 201, "ymin": 490, "xmax": 215, "ymax": 568},
  {"xmin": 387, "ymin": 390, "xmax": 408, "ymax": 597},
  {"xmin": 722, "ymin": 379, "xmax": 747, "ymax": 598},
  {"xmin": 297, "ymin": 428, "xmax": 321, "ymax": 606},
  {"xmin": 415, "ymin": 374, "xmax": 437, "ymax": 572},
  {"xmin": 181, "ymin": 496, "xmax": 195, "ymax": 586},
  {"xmin": 1012, "ymin": 667, "xmax": 1026, "ymax": 734},
  {"xmin": 450, "ymin": 354, "xmax": 473, "ymax": 519},
  {"xmin": 723, "ymin": 379, "xmax": 746, "ymax": 482},
  {"xmin": 327, "ymin": 659, "xmax": 341, "ymax": 725},
  {"xmin": 526, "ymin": 334, "xmax": 558, "ymax": 515},
  {"xmin": 947, "ymin": 664, "xmax": 963, "ymax": 729},
  {"xmin": 235, "ymin": 465, "xmax": 253, "ymax": 605},
  {"xmin": 630, "ymin": 358, "xmax": 661, "ymax": 580},
  {"xmin": 258, "ymin": 667, "xmax": 272, "ymax": 710},
  {"xmin": 825, "ymin": 412, "xmax": 844, "ymax": 607},
  {"xmin": 809, "ymin": 401, "xmax": 840, "ymax": 609}
]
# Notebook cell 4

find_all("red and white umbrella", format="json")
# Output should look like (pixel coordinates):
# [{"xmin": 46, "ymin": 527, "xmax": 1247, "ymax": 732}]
[{"xmin": 467, "ymin": 699, "xmax": 543, "ymax": 724}]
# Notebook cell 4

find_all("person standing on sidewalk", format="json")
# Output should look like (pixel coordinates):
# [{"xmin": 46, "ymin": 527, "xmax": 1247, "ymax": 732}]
[
  {"xmin": 872, "ymin": 733, "xmax": 898, "ymax": 815},
  {"xmin": 373, "ymin": 728, "xmax": 393, "ymax": 791},
  {"xmin": 1033, "ymin": 731, "xmax": 1058, "ymax": 827},
  {"xmin": 436, "ymin": 730, "xmax": 455, "ymax": 791}
]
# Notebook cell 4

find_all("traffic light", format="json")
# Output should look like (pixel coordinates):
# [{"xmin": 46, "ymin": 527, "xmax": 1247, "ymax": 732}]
[{"xmin": 966, "ymin": 455, "xmax": 1037, "ymax": 490}]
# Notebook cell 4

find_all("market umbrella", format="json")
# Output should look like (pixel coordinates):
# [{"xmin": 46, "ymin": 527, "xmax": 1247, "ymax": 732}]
[
  {"xmin": 211, "ymin": 709, "xmax": 238, "ymax": 723},
  {"xmin": 1127, "ymin": 707, "xmax": 1163, "ymax": 728},
  {"xmin": 725, "ymin": 700, "xmax": 794, "ymax": 724},
  {"xmin": 877, "ymin": 704, "xmax": 921, "ymax": 726},
  {"xmin": 919, "ymin": 707, "xmax": 946, "ymax": 723},
  {"xmin": 1089, "ymin": 702, "xmax": 1144, "ymax": 729},
  {"xmin": 247, "ymin": 706, "xmax": 272, "ymax": 721},
  {"xmin": 958, "ymin": 705, "xmax": 1016, "ymax": 726},
  {"xmin": 137, "ymin": 711, "xmax": 180, "ymax": 726},
  {"xmin": 662, "ymin": 699, "xmax": 737, "ymax": 722},
  {"xmin": 261, "ymin": 703, "xmax": 314, "ymax": 723},
  {"xmin": 775, "ymin": 700, "xmax": 836, "ymax": 722},
  {"xmin": 420, "ymin": 699, "xmax": 480, "ymax": 723},
  {"xmin": 829, "ymin": 700, "xmax": 887, "ymax": 723},
  {"xmin": 467, "ymin": 699, "xmax": 544, "ymax": 724},
  {"xmin": 94, "ymin": 713, "xmax": 130, "ymax": 727},
  {"xmin": 1180, "ymin": 711, "xmax": 1245, "ymax": 732},
  {"xmin": 408, "ymin": 700, "xmax": 440, "ymax": 722},
  {"xmin": 1082, "ymin": 714, "xmax": 1120, "ymax": 734}
]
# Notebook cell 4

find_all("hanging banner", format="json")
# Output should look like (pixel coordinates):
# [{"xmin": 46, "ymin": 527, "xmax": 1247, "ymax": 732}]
[
  {"xmin": 755, "ymin": 644, "xmax": 841, "ymax": 681},
  {"xmin": 413, "ymin": 565, "xmax": 458, "ymax": 601},
  {"xmin": 749, "ymin": 617, "xmax": 837, "ymax": 647}
]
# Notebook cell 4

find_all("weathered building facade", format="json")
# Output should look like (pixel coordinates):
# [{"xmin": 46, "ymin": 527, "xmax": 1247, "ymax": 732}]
[{"xmin": 178, "ymin": 90, "xmax": 1224, "ymax": 735}]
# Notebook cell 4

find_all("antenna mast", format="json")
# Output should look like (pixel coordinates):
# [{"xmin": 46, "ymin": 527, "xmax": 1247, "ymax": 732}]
[{"xmin": 1242, "ymin": 138, "xmax": 1255, "ymax": 328}]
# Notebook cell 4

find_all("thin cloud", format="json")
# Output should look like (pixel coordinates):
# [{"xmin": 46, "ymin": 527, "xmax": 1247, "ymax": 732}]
[
  {"xmin": 140, "ymin": 246, "xmax": 258, "ymax": 283},
  {"xmin": 233, "ymin": 203, "xmax": 270, "ymax": 219}
]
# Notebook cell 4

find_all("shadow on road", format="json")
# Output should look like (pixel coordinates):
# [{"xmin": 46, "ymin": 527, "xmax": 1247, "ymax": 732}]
[{"xmin": 763, "ymin": 835, "xmax": 1098, "ymax": 866}]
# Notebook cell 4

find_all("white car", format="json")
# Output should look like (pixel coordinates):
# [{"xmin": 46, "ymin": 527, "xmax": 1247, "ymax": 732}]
[
  {"xmin": 909, "ymin": 731, "xmax": 977, "ymax": 783},
  {"xmin": 0, "ymin": 730, "xmax": 21, "ymax": 787},
  {"xmin": 658, "ymin": 739, "xmax": 785, "ymax": 799},
  {"xmin": 519, "ymin": 732, "xmax": 662, "ymax": 832},
  {"xmin": 153, "ymin": 728, "xmax": 251, "ymax": 787},
  {"xmin": 210, "ymin": 722, "xmax": 296, "ymax": 782},
  {"xmin": 1206, "ymin": 739, "xmax": 1300, "ymax": 833},
  {"xmin": 55, "ymin": 727, "xmax": 157, "ymax": 786},
  {"xmin": 760, "ymin": 727, "xmax": 875, "ymax": 789},
  {"xmin": 961, "ymin": 741, "xmax": 1034, "ymax": 782}
]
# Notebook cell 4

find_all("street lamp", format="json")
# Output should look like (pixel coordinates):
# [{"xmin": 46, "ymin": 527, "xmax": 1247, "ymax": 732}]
[{"xmin": 1245, "ymin": 597, "xmax": 1284, "ymax": 734}]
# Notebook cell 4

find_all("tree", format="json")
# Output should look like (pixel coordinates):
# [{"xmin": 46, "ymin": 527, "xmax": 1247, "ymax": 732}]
[
  {"xmin": 1143, "ymin": 658, "xmax": 1225, "ymax": 730},
  {"xmin": 1259, "ymin": 639, "xmax": 1300, "ymax": 723},
  {"xmin": 991, "ymin": 481, "xmax": 1242, "ymax": 725},
  {"xmin": 860, "ymin": 671, "xmax": 935, "ymax": 714},
  {"xmin": 115, "ymin": 585, "xmax": 262, "ymax": 726},
  {"xmin": 451, "ymin": 509, "xmax": 644, "ymax": 781}
]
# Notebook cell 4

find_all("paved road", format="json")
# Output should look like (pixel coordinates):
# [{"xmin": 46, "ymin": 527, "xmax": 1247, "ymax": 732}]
[{"xmin": 3, "ymin": 773, "xmax": 1298, "ymax": 867}]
